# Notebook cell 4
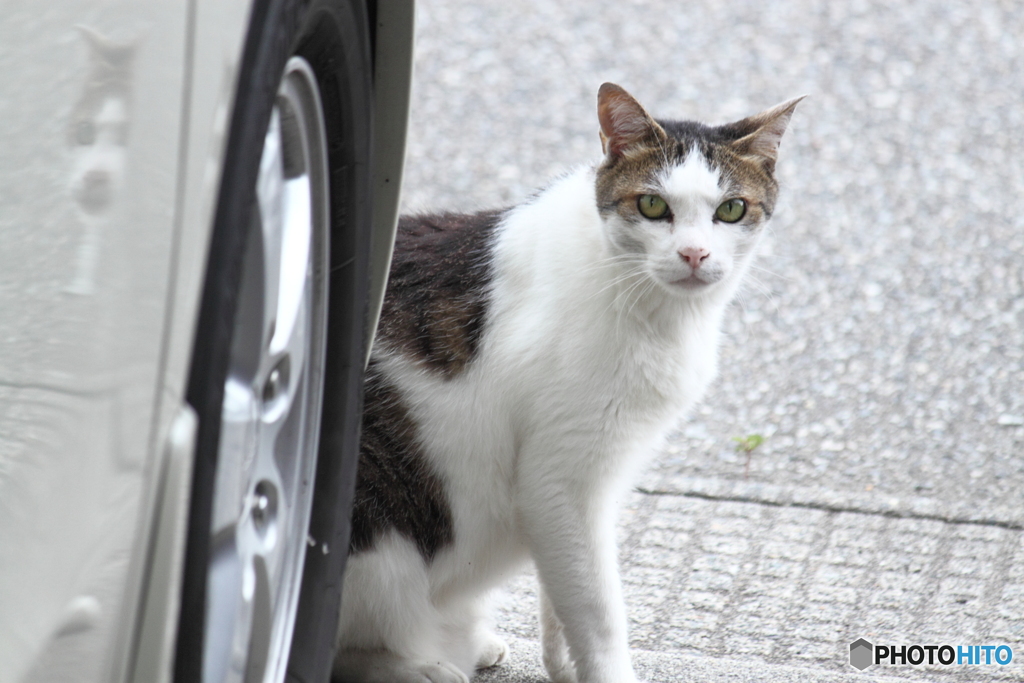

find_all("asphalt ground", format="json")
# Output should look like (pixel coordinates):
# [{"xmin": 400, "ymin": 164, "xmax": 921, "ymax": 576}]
[{"xmin": 399, "ymin": 0, "xmax": 1024, "ymax": 680}]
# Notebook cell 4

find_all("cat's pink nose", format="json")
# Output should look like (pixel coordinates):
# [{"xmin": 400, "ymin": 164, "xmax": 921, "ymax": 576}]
[{"xmin": 678, "ymin": 247, "xmax": 710, "ymax": 268}]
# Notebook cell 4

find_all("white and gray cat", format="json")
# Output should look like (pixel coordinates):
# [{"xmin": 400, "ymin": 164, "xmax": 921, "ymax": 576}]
[{"xmin": 333, "ymin": 83, "xmax": 802, "ymax": 683}]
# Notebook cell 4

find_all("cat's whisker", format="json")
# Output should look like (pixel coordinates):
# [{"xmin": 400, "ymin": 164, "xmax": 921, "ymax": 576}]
[
  {"xmin": 745, "ymin": 262, "xmax": 792, "ymax": 285},
  {"xmin": 738, "ymin": 274, "xmax": 782, "ymax": 316},
  {"xmin": 622, "ymin": 279, "xmax": 659, "ymax": 328},
  {"xmin": 574, "ymin": 254, "xmax": 648, "ymax": 278},
  {"xmin": 570, "ymin": 251, "xmax": 646, "ymax": 276},
  {"xmin": 613, "ymin": 271, "xmax": 658, "ymax": 326},
  {"xmin": 586, "ymin": 264, "xmax": 651, "ymax": 305}
]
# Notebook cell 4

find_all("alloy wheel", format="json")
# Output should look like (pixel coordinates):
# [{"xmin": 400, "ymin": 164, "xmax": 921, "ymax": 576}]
[{"xmin": 201, "ymin": 56, "xmax": 330, "ymax": 683}]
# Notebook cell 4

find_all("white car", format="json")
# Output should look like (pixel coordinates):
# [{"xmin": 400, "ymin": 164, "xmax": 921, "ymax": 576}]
[{"xmin": 0, "ymin": 1, "xmax": 414, "ymax": 682}]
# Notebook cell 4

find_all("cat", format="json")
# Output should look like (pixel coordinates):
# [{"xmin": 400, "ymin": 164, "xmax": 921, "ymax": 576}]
[{"xmin": 332, "ymin": 83, "xmax": 802, "ymax": 683}]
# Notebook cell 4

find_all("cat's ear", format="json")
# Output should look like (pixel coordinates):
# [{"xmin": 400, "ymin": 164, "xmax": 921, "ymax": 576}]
[
  {"xmin": 598, "ymin": 83, "xmax": 667, "ymax": 158},
  {"xmin": 729, "ymin": 96, "xmax": 806, "ymax": 169}
]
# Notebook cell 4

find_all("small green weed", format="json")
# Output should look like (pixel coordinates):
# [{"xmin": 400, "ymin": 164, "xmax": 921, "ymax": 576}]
[{"xmin": 733, "ymin": 433, "xmax": 766, "ymax": 478}]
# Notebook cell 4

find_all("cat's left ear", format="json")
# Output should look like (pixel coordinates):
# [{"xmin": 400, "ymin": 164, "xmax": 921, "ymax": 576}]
[
  {"xmin": 729, "ymin": 96, "xmax": 806, "ymax": 170},
  {"xmin": 598, "ymin": 83, "xmax": 668, "ymax": 158}
]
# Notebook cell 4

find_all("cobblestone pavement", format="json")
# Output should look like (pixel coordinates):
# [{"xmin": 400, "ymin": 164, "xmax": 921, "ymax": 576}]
[
  {"xmin": 400, "ymin": 0, "xmax": 1024, "ymax": 679},
  {"xmin": 479, "ymin": 489, "xmax": 1024, "ymax": 681}
]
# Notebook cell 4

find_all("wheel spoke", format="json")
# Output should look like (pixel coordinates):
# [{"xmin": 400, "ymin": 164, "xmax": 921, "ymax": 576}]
[
  {"xmin": 210, "ymin": 377, "xmax": 258, "ymax": 536},
  {"xmin": 256, "ymin": 108, "xmax": 285, "ymax": 345},
  {"xmin": 203, "ymin": 529, "xmax": 249, "ymax": 683},
  {"xmin": 269, "ymin": 173, "xmax": 312, "ymax": 357}
]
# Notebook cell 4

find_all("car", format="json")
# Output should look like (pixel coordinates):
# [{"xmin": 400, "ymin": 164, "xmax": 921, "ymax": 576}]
[{"xmin": 0, "ymin": 1, "xmax": 414, "ymax": 682}]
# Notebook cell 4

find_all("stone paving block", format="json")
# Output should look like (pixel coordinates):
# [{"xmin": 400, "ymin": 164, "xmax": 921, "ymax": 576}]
[
  {"xmin": 796, "ymin": 602, "xmax": 851, "ymax": 626},
  {"xmin": 757, "ymin": 557, "xmax": 804, "ymax": 579},
  {"xmin": 874, "ymin": 569, "xmax": 930, "ymax": 592},
  {"xmin": 1000, "ymin": 583, "xmax": 1024, "ymax": 601},
  {"xmin": 701, "ymin": 534, "xmax": 751, "ymax": 556},
  {"xmin": 637, "ymin": 527, "xmax": 693, "ymax": 550},
  {"xmin": 829, "ymin": 523, "xmax": 883, "ymax": 545},
  {"xmin": 728, "ymin": 614, "xmax": 784, "ymax": 636},
  {"xmin": 739, "ymin": 580, "xmax": 799, "ymax": 602},
  {"xmin": 987, "ymin": 618, "xmax": 1024, "ymax": 641},
  {"xmin": 832, "ymin": 512, "xmax": 887, "ymax": 530},
  {"xmin": 680, "ymin": 590, "xmax": 729, "ymax": 613},
  {"xmin": 785, "ymin": 639, "xmax": 847, "ymax": 661},
  {"xmin": 874, "ymin": 555, "xmax": 931, "ymax": 573},
  {"xmin": 820, "ymin": 546, "xmax": 876, "ymax": 567},
  {"xmin": 652, "ymin": 495, "xmax": 706, "ymax": 517},
  {"xmin": 724, "ymin": 634, "xmax": 777, "ymax": 657},
  {"xmin": 857, "ymin": 608, "xmax": 905, "ymax": 632},
  {"xmin": 793, "ymin": 620, "xmax": 850, "ymax": 643},
  {"xmin": 868, "ymin": 587, "xmax": 920, "ymax": 610},
  {"xmin": 812, "ymin": 564, "xmax": 866, "ymax": 587},
  {"xmin": 950, "ymin": 538, "xmax": 1002, "ymax": 559},
  {"xmin": 892, "ymin": 519, "xmax": 950, "ymax": 537},
  {"xmin": 690, "ymin": 554, "xmax": 743, "ymax": 575},
  {"xmin": 667, "ymin": 609, "xmax": 722, "ymax": 633},
  {"xmin": 951, "ymin": 525, "xmax": 1010, "ymax": 543},
  {"xmin": 657, "ymin": 628, "xmax": 714, "ymax": 653},
  {"xmin": 622, "ymin": 565, "xmax": 677, "ymax": 588},
  {"xmin": 631, "ymin": 545, "xmax": 689, "ymax": 570},
  {"xmin": 936, "ymin": 577, "xmax": 987, "ymax": 600},
  {"xmin": 888, "ymin": 532, "xmax": 942, "ymax": 555},
  {"xmin": 809, "ymin": 583, "xmax": 860, "ymax": 605},
  {"xmin": 946, "ymin": 556, "xmax": 993, "ymax": 576},
  {"xmin": 762, "ymin": 539, "xmax": 814, "ymax": 561},
  {"xmin": 684, "ymin": 570, "xmax": 736, "ymax": 593}
]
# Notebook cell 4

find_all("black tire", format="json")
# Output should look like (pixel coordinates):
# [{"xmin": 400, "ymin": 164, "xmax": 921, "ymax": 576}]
[{"xmin": 177, "ymin": 1, "xmax": 372, "ymax": 681}]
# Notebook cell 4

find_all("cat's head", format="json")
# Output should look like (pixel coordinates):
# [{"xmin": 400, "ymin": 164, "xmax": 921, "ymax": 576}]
[{"xmin": 595, "ymin": 83, "xmax": 802, "ymax": 300}]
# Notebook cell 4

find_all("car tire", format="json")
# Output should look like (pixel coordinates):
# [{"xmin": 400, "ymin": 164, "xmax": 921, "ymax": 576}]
[{"xmin": 176, "ymin": 1, "xmax": 372, "ymax": 682}]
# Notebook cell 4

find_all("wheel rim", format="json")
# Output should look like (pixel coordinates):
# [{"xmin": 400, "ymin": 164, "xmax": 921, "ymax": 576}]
[{"xmin": 202, "ymin": 56, "xmax": 330, "ymax": 683}]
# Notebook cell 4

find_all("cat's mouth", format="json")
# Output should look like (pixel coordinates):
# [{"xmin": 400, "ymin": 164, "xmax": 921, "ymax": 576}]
[{"xmin": 669, "ymin": 275, "xmax": 711, "ymax": 289}]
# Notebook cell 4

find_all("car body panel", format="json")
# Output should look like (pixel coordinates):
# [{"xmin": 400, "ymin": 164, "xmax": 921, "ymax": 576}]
[
  {"xmin": 366, "ymin": 0, "xmax": 414, "ymax": 363},
  {"xmin": 0, "ymin": 0, "xmax": 413, "ymax": 681},
  {"xmin": 0, "ymin": 2, "xmax": 191, "ymax": 681}
]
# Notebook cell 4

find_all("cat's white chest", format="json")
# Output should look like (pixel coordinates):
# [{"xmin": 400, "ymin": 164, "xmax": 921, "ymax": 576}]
[{"xmin": 560, "ymin": 312, "xmax": 719, "ymax": 444}]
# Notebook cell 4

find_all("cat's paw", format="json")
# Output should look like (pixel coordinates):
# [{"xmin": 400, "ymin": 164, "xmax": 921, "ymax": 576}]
[
  {"xmin": 541, "ymin": 649, "xmax": 577, "ymax": 683},
  {"xmin": 475, "ymin": 633, "xmax": 509, "ymax": 669},
  {"xmin": 542, "ymin": 662, "xmax": 577, "ymax": 683}
]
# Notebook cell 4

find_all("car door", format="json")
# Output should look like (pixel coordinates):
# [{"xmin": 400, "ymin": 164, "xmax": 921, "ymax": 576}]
[{"xmin": 0, "ymin": 2, "xmax": 191, "ymax": 681}]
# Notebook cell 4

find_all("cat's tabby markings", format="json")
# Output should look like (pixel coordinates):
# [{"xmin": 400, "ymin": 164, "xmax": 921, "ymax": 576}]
[
  {"xmin": 375, "ymin": 210, "xmax": 503, "ymax": 377},
  {"xmin": 349, "ymin": 364, "xmax": 455, "ymax": 560},
  {"xmin": 349, "ymin": 211, "xmax": 503, "ymax": 561}
]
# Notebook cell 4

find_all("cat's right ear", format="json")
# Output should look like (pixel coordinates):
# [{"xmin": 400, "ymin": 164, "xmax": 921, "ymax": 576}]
[{"xmin": 598, "ymin": 83, "xmax": 666, "ymax": 159}]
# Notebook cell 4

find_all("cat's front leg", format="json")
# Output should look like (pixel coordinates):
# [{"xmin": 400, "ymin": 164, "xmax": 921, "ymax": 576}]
[
  {"xmin": 540, "ymin": 583, "xmax": 577, "ymax": 683},
  {"xmin": 520, "ymin": 484, "xmax": 638, "ymax": 683}
]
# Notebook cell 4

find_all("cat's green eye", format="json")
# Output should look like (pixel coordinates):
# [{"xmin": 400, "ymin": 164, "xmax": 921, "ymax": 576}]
[
  {"xmin": 715, "ymin": 198, "xmax": 747, "ymax": 223},
  {"xmin": 637, "ymin": 194, "xmax": 669, "ymax": 219}
]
